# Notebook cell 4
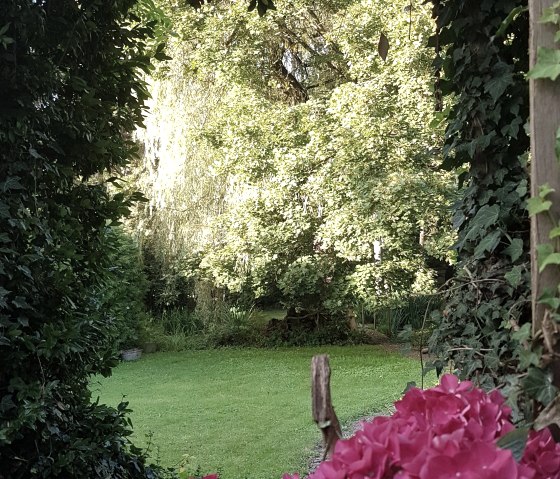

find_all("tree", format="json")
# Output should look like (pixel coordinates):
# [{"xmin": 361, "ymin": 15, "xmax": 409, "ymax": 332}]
[{"xmin": 128, "ymin": 0, "xmax": 454, "ymax": 321}]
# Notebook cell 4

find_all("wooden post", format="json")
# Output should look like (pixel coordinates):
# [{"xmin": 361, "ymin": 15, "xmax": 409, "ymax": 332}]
[
  {"xmin": 530, "ymin": 0, "xmax": 560, "ymax": 386},
  {"xmin": 311, "ymin": 355, "xmax": 342, "ymax": 459}
]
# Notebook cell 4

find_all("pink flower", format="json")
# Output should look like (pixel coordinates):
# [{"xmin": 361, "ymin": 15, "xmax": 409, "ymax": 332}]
[
  {"xmin": 419, "ymin": 441, "xmax": 519, "ymax": 478},
  {"xmin": 306, "ymin": 374, "xmax": 537, "ymax": 479},
  {"xmin": 282, "ymin": 474, "xmax": 300, "ymax": 479},
  {"xmin": 285, "ymin": 375, "xmax": 558, "ymax": 479},
  {"xmin": 521, "ymin": 428, "xmax": 560, "ymax": 479}
]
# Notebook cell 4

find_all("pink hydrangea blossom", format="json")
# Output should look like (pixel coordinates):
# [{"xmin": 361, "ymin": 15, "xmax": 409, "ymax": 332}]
[
  {"xmin": 281, "ymin": 374, "xmax": 560, "ymax": 479},
  {"xmin": 521, "ymin": 428, "xmax": 560, "ymax": 479}
]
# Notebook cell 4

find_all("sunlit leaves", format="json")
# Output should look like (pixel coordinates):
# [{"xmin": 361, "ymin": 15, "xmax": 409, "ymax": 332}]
[{"xmin": 137, "ymin": 0, "xmax": 452, "ymax": 312}]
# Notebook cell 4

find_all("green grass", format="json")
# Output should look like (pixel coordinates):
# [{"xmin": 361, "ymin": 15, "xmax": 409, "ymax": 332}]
[
  {"xmin": 249, "ymin": 308, "xmax": 286, "ymax": 327},
  {"xmin": 92, "ymin": 345, "xmax": 429, "ymax": 479}
]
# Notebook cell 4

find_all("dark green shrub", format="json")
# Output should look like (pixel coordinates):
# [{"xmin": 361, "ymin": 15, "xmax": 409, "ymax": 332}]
[
  {"xmin": 142, "ymin": 248, "xmax": 198, "ymax": 313},
  {"xmin": 97, "ymin": 228, "xmax": 149, "ymax": 350},
  {"xmin": 0, "ymin": 1, "xmax": 173, "ymax": 477},
  {"xmin": 364, "ymin": 295, "xmax": 440, "ymax": 338},
  {"xmin": 262, "ymin": 311, "xmax": 354, "ymax": 347}
]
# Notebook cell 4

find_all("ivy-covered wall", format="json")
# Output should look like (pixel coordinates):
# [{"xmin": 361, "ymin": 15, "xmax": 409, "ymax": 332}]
[{"xmin": 428, "ymin": 0, "xmax": 532, "ymax": 413}]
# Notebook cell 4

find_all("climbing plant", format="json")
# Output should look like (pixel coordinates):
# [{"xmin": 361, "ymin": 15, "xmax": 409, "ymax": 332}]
[{"xmin": 427, "ymin": 0, "xmax": 532, "ymax": 416}]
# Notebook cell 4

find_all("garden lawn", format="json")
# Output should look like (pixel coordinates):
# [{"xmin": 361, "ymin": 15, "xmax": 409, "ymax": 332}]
[{"xmin": 92, "ymin": 345, "xmax": 429, "ymax": 479}]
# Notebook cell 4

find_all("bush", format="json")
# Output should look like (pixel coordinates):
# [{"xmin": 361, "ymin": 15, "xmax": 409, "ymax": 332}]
[
  {"xmin": 361, "ymin": 295, "xmax": 440, "ymax": 338},
  {"xmin": 0, "ymin": 1, "xmax": 172, "ymax": 476},
  {"xmin": 97, "ymin": 228, "xmax": 150, "ymax": 350}
]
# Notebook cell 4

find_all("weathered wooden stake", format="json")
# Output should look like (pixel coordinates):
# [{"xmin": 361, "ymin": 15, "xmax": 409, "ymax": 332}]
[
  {"xmin": 530, "ymin": 0, "xmax": 560, "ymax": 388},
  {"xmin": 311, "ymin": 354, "xmax": 342, "ymax": 459}
]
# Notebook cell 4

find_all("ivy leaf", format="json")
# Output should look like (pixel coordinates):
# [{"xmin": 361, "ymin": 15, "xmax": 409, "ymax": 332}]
[
  {"xmin": 473, "ymin": 229, "xmax": 501, "ymax": 259},
  {"xmin": 512, "ymin": 323, "xmax": 531, "ymax": 343},
  {"xmin": 12, "ymin": 296, "xmax": 31, "ymax": 309},
  {"xmin": 0, "ymin": 23, "xmax": 10, "ymax": 37},
  {"xmin": 537, "ymin": 243, "xmax": 554, "ymax": 271},
  {"xmin": 527, "ymin": 196, "xmax": 552, "ymax": 216},
  {"xmin": 484, "ymin": 352, "xmax": 500, "ymax": 369},
  {"xmin": 504, "ymin": 238, "xmax": 524, "ymax": 262},
  {"xmin": 485, "ymin": 71, "xmax": 513, "ymax": 103},
  {"xmin": 539, "ymin": 183, "xmax": 555, "ymax": 199},
  {"xmin": 470, "ymin": 204, "xmax": 500, "ymax": 231},
  {"xmin": 519, "ymin": 349, "xmax": 541, "ymax": 370},
  {"xmin": 549, "ymin": 226, "xmax": 560, "ymax": 239},
  {"xmin": 539, "ymin": 290, "xmax": 560, "ymax": 309},
  {"xmin": 539, "ymin": 252, "xmax": 560, "ymax": 272},
  {"xmin": 497, "ymin": 427, "xmax": 530, "ymax": 462},
  {"xmin": 540, "ymin": 1, "xmax": 560, "ymax": 25},
  {"xmin": 1, "ymin": 177, "xmax": 24, "ymax": 192},
  {"xmin": 516, "ymin": 180, "xmax": 528, "ymax": 198},
  {"xmin": 523, "ymin": 367, "xmax": 558, "ymax": 405},
  {"xmin": 378, "ymin": 32, "xmax": 389, "ymax": 61},
  {"xmin": 539, "ymin": 253, "xmax": 560, "ymax": 272},
  {"xmin": 505, "ymin": 265, "xmax": 523, "ymax": 288},
  {"xmin": 528, "ymin": 47, "xmax": 560, "ymax": 81}
]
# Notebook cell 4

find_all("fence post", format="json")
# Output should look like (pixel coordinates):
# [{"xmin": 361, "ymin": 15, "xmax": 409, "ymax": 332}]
[
  {"xmin": 530, "ymin": 0, "xmax": 560, "ymax": 388},
  {"xmin": 311, "ymin": 354, "xmax": 342, "ymax": 459}
]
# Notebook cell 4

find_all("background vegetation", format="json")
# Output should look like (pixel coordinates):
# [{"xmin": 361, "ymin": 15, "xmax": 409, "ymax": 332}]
[{"xmin": 118, "ymin": 0, "xmax": 455, "ymax": 348}]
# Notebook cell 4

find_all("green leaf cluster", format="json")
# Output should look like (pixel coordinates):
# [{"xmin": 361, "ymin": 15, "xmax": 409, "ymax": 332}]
[{"xmin": 132, "ymin": 0, "xmax": 454, "ymax": 318}]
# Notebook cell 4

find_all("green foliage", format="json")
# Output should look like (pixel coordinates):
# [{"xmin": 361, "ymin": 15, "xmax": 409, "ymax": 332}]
[
  {"xmin": 97, "ymin": 228, "xmax": 150, "ymax": 350},
  {"xmin": 427, "ymin": 0, "xmax": 531, "ymax": 411},
  {"xmin": 0, "ymin": 0, "xmax": 172, "ymax": 476},
  {"xmin": 176, "ymin": 0, "xmax": 453, "ymax": 315},
  {"xmin": 368, "ymin": 295, "xmax": 440, "ymax": 339},
  {"xmin": 123, "ymin": 0, "xmax": 454, "ymax": 327}
]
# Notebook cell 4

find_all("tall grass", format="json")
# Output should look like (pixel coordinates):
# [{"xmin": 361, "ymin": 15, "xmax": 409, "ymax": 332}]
[{"xmin": 362, "ymin": 295, "xmax": 440, "ymax": 338}]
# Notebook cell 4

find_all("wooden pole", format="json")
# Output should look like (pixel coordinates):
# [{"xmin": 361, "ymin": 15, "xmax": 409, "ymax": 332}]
[
  {"xmin": 530, "ymin": 0, "xmax": 560, "ymax": 387},
  {"xmin": 311, "ymin": 355, "xmax": 342, "ymax": 459}
]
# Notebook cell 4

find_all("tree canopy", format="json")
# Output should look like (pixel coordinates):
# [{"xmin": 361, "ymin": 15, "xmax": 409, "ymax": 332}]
[{"xmin": 127, "ymin": 0, "xmax": 455, "ymax": 319}]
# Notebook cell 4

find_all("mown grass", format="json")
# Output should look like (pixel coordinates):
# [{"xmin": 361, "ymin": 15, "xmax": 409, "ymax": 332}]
[{"xmin": 92, "ymin": 345, "xmax": 429, "ymax": 479}]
